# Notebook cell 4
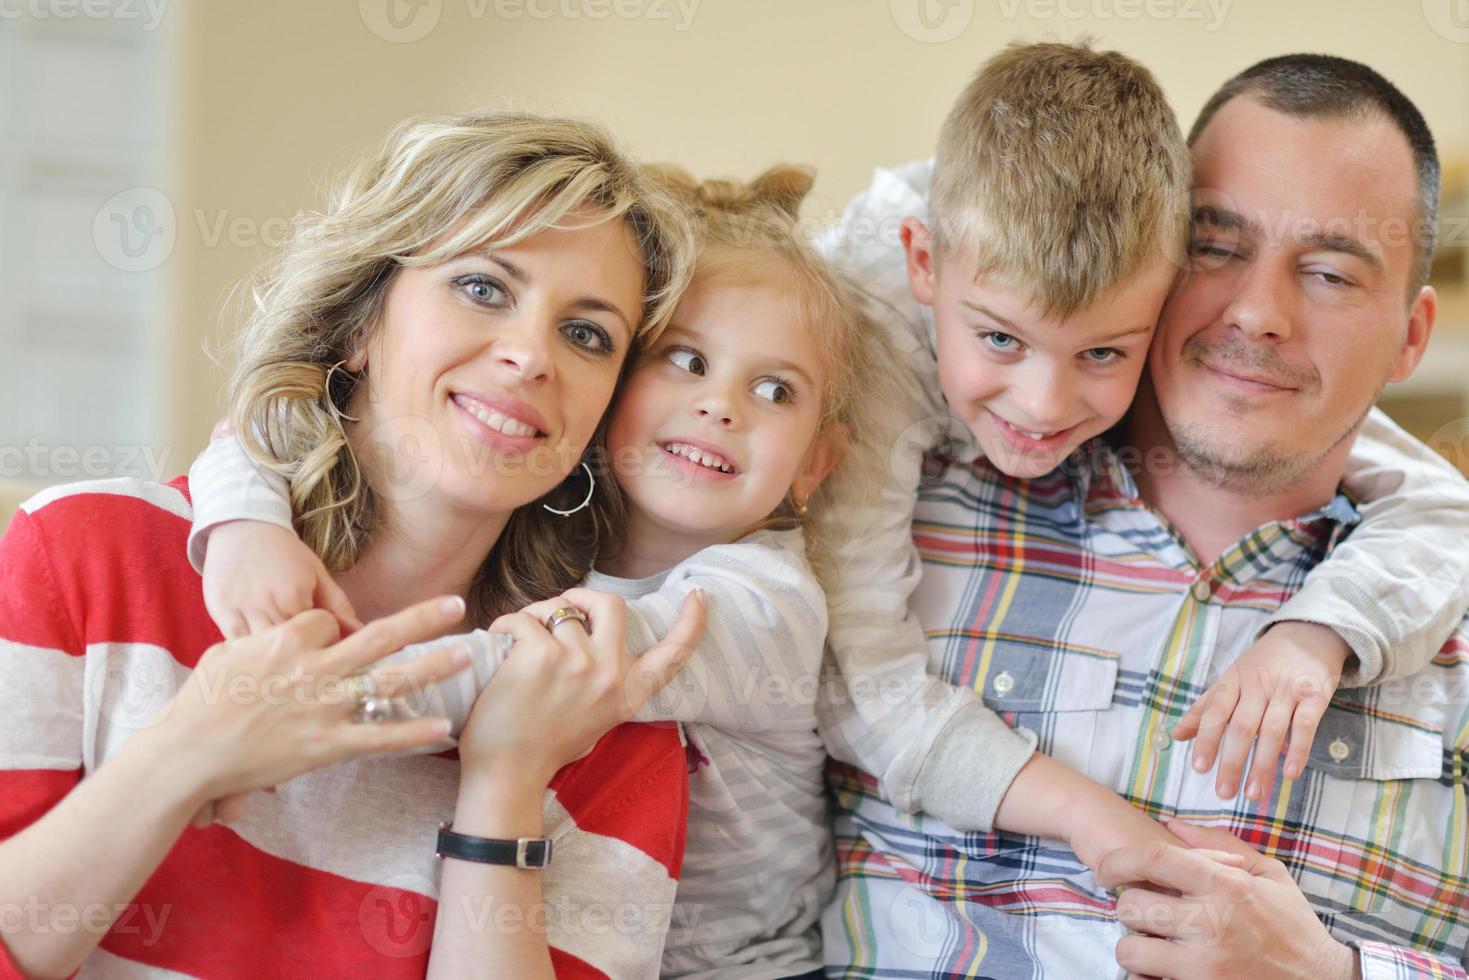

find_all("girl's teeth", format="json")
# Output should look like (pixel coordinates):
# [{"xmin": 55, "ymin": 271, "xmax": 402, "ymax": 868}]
[
  {"xmin": 665, "ymin": 443, "xmax": 732, "ymax": 473},
  {"xmin": 461, "ymin": 399, "xmax": 537, "ymax": 437}
]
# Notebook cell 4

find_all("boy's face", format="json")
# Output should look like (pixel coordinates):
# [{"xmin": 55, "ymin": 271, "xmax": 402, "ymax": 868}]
[{"xmin": 902, "ymin": 218, "xmax": 1175, "ymax": 477}]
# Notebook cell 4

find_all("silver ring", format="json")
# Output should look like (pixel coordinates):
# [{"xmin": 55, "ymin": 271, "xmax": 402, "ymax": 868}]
[
  {"xmin": 544, "ymin": 605, "xmax": 590, "ymax": 633},
  {"xmin": 347, "ymin": 673, "xmax": 389, "ymax": 724}
]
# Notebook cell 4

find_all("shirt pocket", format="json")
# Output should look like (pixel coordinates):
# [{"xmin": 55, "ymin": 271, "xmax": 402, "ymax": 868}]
[
  {"xmin": 1297, "ymin": 690, "xmax": 1456, "ymax": 916},
  {"xmin": 975, "ymin": 642, "xmax": 1120, "ymax": 773}
]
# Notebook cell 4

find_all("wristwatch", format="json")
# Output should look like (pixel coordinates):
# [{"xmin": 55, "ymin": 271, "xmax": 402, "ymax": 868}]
[{"xmin": 435, "ymin": 824, "xmax": 553, "ymax": 869}]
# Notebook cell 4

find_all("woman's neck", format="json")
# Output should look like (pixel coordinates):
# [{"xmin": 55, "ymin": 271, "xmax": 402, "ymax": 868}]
[{"xmin": 336, "ymin": 495, "xmax": 510, "ymax": 628}]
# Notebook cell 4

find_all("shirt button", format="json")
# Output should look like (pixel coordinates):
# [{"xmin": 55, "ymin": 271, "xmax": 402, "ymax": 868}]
[
  {"xmin": 1151, "ymin": 729, "xmax": 1172, "ymax": 750},
  {"xmin": 1191, "ymin": 578, "xmax": 1212, "ymax": 603},
  {"xmin": 1328, "ymin": 738, "xmax": 1352, "ymax": 762},
  {"xmin": 992, "ymin": 671, "xmax": 1015, "ymax": 696}
]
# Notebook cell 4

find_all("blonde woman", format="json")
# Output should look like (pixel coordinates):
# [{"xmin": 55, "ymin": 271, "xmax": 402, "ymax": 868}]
[{"xmin": 0, "ymin": 111, "xmax": 703, "ymax": 979}]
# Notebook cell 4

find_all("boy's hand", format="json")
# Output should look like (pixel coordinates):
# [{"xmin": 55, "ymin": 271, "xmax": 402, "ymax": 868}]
[
  {"xmin": 202, "ymin": 520, "xmax": 362, "ymax": 640},
  {"xmin": 1172, "ymin": 622, "xmax": 1351, "ymax": 803}
]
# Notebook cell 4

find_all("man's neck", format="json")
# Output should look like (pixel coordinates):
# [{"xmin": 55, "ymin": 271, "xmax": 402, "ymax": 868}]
[{"xmin": 1121, "ymin": 388, "xmax": 1348, "ymax": 568}]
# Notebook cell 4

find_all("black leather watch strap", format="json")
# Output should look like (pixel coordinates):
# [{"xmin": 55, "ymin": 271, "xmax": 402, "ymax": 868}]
[{"xmin": 435, "ymin": 824, "xmax": 553, "ymax": 869}]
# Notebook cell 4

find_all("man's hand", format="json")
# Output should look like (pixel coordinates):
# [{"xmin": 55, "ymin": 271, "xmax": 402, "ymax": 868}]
[
  {"xmin": 1095, "ymin": 818, "xmax": 1359, "ymax": 980},
  {"xmin": 1173, "ymin": 622, "xmax": 1351, "ymax": 802}
]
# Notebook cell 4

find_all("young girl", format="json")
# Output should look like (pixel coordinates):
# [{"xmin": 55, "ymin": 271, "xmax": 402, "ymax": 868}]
[{"xmin": 188, "ymin": 164, "xmax": 896, "ymax": 978}]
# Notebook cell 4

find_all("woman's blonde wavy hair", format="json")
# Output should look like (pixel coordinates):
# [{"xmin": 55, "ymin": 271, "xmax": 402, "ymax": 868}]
[
  {"xmin": 636, "ymin": 164, "xmax": 903, "ymax": 584},
  {"xmin": 227, "ymin": 110, "xmax": 697, "ymax": 624}
]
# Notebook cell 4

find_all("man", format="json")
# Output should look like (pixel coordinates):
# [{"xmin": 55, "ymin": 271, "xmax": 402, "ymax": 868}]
[{"xmin": 824, "ymin": 54, "xmax": 1468, "ymax": 979}]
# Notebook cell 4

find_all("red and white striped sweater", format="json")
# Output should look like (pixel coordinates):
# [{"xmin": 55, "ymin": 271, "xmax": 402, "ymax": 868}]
[{"xmin": 0, "ymin": 477, "xmax": 689, "ymax": 979}]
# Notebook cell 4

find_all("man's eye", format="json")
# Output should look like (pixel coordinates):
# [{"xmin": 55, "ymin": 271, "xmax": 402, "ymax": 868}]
[
  {"xmin": 981, "ymin": 331, "xmax": 1020, "ymax": 352},
  {"xmin": 753, "ymin": 378, "xmax": 796, "ymax": 405},
  {"xmin": 1188, "ymin": 242, "xmax": 1235, "ymax": 265},
  {"xmin": 667, "ymin": 348, "xmax": 707, "ymax": 375}
]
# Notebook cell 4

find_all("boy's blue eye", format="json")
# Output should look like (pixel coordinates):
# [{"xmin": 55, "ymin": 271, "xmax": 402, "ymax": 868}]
[
  {"xmin": 980, "ymin": 331, "xmax": 1021, "ymax": 353},
  {"xmin": 563, "ymin": 321, "xmax": 614, "ymax": 354},
  {"xmin": 1083, "ymin": 348, "xmax": 1123, "ymax": 364},
  {"xmin": 667, "ymin": 348, "xmax": 707, "ymax": 375},
  {"xmin": 753, "ymin": 378, "xmax": 796, "ymax": 405}
]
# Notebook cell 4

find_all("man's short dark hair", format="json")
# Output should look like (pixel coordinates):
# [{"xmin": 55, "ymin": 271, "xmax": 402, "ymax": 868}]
[{"xmin": 1190, "ymin": 53, "xmax": 1440, "ymax": 291}]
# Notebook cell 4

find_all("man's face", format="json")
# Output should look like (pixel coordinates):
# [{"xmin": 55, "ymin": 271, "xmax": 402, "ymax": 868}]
[{"xmin": 1149, "ymin": 95, "xmax": 1435, "ymax": 492}]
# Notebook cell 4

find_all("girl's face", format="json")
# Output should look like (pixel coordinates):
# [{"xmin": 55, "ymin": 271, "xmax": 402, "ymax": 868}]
[
  {"xmin": 606, "ymin": 277, "xmax": 841, "ymax": 547},
  {"xmin": 351, "ymin": 214, "xmax": 646, "ymax": 519}
]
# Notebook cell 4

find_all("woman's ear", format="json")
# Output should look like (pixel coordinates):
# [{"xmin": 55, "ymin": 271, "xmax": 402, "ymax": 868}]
[
  {"xmin": 791, "ymin": 424, "xmax": 848, "ymax": 504},
  {"xmin": 344, "ymin": 346, "xmax": 368, "ymax": 373}
]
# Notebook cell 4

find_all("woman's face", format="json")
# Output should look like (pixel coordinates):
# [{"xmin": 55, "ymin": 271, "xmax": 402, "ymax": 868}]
[{"xmin": 351, "ymin": 213, "xmax": 647, "ymax": 518}]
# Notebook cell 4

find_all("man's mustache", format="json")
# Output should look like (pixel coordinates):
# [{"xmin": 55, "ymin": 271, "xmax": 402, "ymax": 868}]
[{"xmin": 1181, "ymin": 335, "xmax": 1320, "ymax": 393}]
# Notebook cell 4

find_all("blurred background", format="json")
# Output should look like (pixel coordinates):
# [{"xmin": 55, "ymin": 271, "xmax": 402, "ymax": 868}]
[{"xmin": 3, "ymin": 0, "xmax": 1467, "ymax": 527}]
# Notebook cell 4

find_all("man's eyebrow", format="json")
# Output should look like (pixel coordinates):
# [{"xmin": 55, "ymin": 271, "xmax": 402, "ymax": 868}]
[
  {"xmin": 1295, "ymin": 230, "xmax": 1384, "ymax": 272},
  {"xmin": 1191, "ymin": 205, "xmax": 1261, "ymax": 238}
]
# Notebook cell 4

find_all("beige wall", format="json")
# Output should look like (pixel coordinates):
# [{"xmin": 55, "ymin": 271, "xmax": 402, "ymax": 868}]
[{"xmin": 83, "ymin": 0, "xmax": 1469, "ymax": 495}]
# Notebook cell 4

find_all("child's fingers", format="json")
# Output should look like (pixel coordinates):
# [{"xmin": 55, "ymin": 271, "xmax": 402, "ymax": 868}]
[
  {"xmin": 1171, "ymin": 690, "xmax": 1210, "ymax": 742},
  {"xmin": 214, "ymin": 610, "xmax": 250, "ymax": 641},
  {"xmin": 315, "ymin": 570, "xmax": 363, "ymax": 635},
  {"xmin": 1244, "ymin": 695, "xmax": 1294, "ymax": 801},
  {"xmin": 1284, "ymin": 695, "xmax": 1330, "ymax": 780},
  {"xmin": 1212, "ymin": 688, "xmax": 1267, "ymax": 798},
  {"xmin": 243, "ymin": 610, "xmax": 277, "ymax": 637},
  {"xmin": 1185, "ymin": 678, "xmax": 1240, "ymax": 774}
]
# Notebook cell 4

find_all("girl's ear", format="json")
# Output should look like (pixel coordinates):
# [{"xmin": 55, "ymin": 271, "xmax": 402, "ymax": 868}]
[{"xmin": 791, "ymin": 424, "xmax": 848, "ymax": 505}]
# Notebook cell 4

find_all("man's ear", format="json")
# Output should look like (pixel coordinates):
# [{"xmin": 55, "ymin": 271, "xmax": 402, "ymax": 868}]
[
  {"xmin": 1387, "ymin": 284, "xmax": 1436, "ymax": 383},
  {"xmin": 901, "ymin": 217, "xmax": 939, "ymax": 307},
  {"xmin": 791, "ymin": 424, "xmax": 848, "ymax": 505}
]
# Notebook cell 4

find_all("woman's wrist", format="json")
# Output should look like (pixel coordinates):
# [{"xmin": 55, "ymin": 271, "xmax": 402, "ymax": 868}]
[{"xmin": 454, "ymin": 767, "xmax": 549, "ymax": 839}]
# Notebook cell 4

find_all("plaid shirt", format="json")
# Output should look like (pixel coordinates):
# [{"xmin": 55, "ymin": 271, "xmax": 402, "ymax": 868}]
[{"xmin": 824, "ymin": 442, "xmax": 1469, "ymax": 979}]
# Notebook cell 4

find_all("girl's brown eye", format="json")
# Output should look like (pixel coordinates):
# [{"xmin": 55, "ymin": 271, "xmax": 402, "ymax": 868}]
[
  {"xmin": 667, "ymin": 349, "xmax": 706, "ymax": 375},
  {"xmin": 754, "ymin": 379, "xmax": 795, "ymax": 404}
]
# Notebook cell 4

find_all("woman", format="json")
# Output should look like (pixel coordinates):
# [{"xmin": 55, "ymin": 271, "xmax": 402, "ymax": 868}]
[{"xmin": 0, "ymin": 111, "xmax": 701, "ymax": 979}]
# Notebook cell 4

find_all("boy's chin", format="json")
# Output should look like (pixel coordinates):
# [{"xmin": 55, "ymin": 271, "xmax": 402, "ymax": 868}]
[{"xmin": 975, "ymin": 435, "xmax": 1080, "ymax": 479}]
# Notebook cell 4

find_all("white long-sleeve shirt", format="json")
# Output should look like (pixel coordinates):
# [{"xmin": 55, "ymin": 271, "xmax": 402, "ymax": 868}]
[
  {"xmin": 809, "ymin": 158, "xmax": 1469, "ymax": 834},
  {"xmin": 187, "ymin": 438, "xmax": 831, "ymax": 979}
]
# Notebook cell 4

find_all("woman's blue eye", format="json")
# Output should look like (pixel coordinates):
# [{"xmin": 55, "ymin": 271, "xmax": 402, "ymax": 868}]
[
  {"xmin": 753, "ymin": 378, "xmax": 796, "ymax": 405},
  {"xmin": 457, "ymin": 275, "xmax": 508, "ymax": 305},
  {"xmin": 563, "ymin": 321, "xmax": 613, "ymax": 354},
  {"xmin": 667, "ymin": 348, "xmax": 707, "ymax": 375},
  {"xmin": 981, "ymin": 331, "xmax": 1020, "ymax": 353}
]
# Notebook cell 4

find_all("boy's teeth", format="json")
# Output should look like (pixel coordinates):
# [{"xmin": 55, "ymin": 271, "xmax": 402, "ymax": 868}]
[
  {"xmin": 664, "ymin": 442, "xmax": 733, "ymax": 473},
  {"xmin": 461, "ymin": 399, "xmax": 538, "ymax": 437}
]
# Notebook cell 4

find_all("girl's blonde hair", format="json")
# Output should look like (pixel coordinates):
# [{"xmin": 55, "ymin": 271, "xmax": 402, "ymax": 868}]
[
  {"xmin": 639, "ymin": 164, "xmax": 903, "ymax": 581},
  {"xmin": 228, "ymin": 110, "xmax": 697, "ymax": 624}
]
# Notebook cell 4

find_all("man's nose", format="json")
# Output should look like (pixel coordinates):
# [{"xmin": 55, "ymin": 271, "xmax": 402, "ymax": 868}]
[{"xmin": 1223, "ymin": 260, "xmax": 1295, "ymax": 343}]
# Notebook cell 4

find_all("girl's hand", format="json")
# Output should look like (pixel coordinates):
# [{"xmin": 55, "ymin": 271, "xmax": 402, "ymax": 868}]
[
  {"xmin": 151, "ymin": 596, "xmax": 473, "ymax": 806},
  {"xmin": 203, "ymin": 520, "xmax": 362, "ymax": 640},
  {"xmin": 456, "ymin": 587, "xmax": 707, "ymax": 792},
  {"xmin": 1172, "ymin": 622, "xmax": 1350, "ymax": 802}
]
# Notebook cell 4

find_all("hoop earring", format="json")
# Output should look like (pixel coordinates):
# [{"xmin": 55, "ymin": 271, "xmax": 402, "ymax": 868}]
[
  {"xmin": 543, "ymin": 461, "xmax": 596, "ymax": 517},
  {"xmin": 326, "ymin": 360, "xmax": 361, "ymax": 423}
]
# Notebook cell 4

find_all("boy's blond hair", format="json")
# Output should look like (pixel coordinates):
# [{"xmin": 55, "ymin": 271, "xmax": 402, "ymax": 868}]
[{"xmin": 930, "ymin": 40, "xmax": 1190, "ymax": 315}]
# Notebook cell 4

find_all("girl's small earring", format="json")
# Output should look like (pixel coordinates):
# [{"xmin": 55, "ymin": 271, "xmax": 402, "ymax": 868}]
[
  {"xmin": 544, "ymin": 461, "xmax": 596, "ymax": 517},
  {"xmin": 325, "ymin": 360, "xmax": 362, "ymax": 424},
  {"xmin": 794, "ymin": 497, "xmax": 810, "ymax": 518}
]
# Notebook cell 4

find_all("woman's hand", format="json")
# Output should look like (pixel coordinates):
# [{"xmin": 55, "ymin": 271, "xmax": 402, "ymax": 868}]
[
  {"xmin": 456, "ymin": 587, "xmax": 707, "ymax": 793},
  {"xmin": 149, "ymin": 595, "xmax": 473, "ymax": 807}
]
